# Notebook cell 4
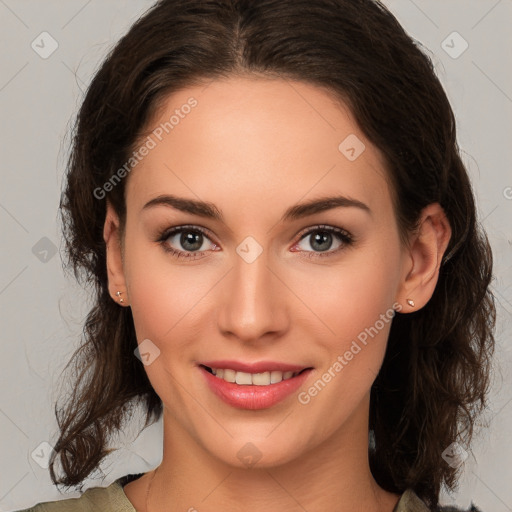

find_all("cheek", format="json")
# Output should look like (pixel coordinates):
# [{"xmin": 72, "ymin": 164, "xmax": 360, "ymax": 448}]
[
  {"xmin": 292, "ymin": 239, "xmax": 400, "ymax": 396},
  {"xmin": 294, "ymin": 280, "xmax": 396, "ymax": 442},
  {"xmin": 123, "ymin": 241, "xmax": 207, "ymax": 409},
  {"xmin": 294, "ymin": 247, "xmax": 399, "ymax": 344},
  {"xmin": 123, "ymin": 234, "xmax": 218, "ymax": 359}
]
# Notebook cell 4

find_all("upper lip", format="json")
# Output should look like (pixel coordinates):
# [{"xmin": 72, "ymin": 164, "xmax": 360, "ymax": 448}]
[{"xmin": 199, "ymin": 360, "xmax": 311, "ymax": 373}]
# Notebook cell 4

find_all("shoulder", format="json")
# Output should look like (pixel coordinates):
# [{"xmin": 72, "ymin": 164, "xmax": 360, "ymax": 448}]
[
  {"xmin": 395, "ymin": 488, "xmax": 432, "ymax": 512},
  {"xmin": 14, "ymin": 477, "xmax": 138, "ymax": 512},
  {"xmin": 395, "ymin": 489, "xmax": 484, "ymax": 512},
  {"xmin": 437, "ymin": 505, "xmax": 484, "ymax": 512}
]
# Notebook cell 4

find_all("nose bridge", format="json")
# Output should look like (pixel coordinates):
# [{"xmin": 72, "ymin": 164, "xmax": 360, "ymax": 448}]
[{"xmin": 218, "ymin": 242, "xmax": 285, "ymax": 340}]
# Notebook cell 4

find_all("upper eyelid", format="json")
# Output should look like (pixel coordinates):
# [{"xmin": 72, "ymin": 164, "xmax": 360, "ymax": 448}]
[
  {"xmin": 296, "ymin": 224, "xmax": 351, "ymax": 238},
  {"xmin": 161, "ymin": 224, "xmax": 216, "ymax": 242}
]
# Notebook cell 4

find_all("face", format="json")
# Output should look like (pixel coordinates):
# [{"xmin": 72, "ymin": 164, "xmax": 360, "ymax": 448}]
[{"xmin": 111, "ymin": 76, "xmax": 410, "ymax": 469}]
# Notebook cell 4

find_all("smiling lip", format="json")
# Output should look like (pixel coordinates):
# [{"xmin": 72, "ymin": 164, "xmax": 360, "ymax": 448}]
[
  {"xmin": 198, "ymin": 360, "xmax": 313, "ymax": 410},
  {"xmin": 199, "ymin": 360, "xmax": 307, "ymax": 373}
]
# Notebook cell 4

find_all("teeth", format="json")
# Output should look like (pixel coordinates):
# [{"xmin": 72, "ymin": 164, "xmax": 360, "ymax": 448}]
[
  {"xmin": 252, "ymin": 372, "xmax": 271, "ymax": 385},
  {"xmin": 223, "ymin": 369, "xmax": 236, "ymax": 382},
  {"xmin": 209, "ymin": 367, "xmax": 301, "ymax": 386},
  {"xmin": 235, "ymin": 371, "xmax": 253, "ymax": 385},
  {"xmin": 270, "ymin": 370, "xmax": 283, "ymax": 384}
]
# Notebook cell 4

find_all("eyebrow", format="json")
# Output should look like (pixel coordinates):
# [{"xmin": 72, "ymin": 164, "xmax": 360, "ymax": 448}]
[{"xmin": 141, "ymin": 194, "xmax": 371, "ymax": 222}]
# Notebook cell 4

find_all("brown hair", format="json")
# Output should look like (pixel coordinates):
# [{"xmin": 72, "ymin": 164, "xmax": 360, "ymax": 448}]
[{"xmin": 51, "ymin": 0, "xmax": 496, "ymax": 508}]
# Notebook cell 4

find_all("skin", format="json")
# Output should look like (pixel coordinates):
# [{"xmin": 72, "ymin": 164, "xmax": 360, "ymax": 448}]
[{"xmin": 103, "ymin": 75, "xmax": 451, "ymax": 512}]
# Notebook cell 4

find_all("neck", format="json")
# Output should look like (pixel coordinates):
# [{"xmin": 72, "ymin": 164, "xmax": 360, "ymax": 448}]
[{"xmin": 146, "ymin": 402, "xmax": 400, "ymax": 512}]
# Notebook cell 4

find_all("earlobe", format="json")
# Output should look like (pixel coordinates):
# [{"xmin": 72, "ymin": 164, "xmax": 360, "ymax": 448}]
[
  {"xmin": 396, "ymin": 203, "xmax": 451, "ymax": 312},
  {"xmin": 104, "ymin": 201, "xmax": 130, "ymax": 307}
]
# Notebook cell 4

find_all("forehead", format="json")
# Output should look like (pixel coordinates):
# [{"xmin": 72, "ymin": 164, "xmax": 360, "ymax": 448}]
[{"xmin": 125, "ymin": 76, "xmax": 393, "ymax": 220}]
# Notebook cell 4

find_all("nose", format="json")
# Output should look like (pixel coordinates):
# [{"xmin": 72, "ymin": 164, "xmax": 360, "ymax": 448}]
[{"xmin": 216, "ymin": 247, "xmax": 289, "ymax": 343}]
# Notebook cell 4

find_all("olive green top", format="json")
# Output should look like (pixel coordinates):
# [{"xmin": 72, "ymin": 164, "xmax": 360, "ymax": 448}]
[{"xmin": 15, "ymin": 478, "xmax": 432, "ymax": 512}]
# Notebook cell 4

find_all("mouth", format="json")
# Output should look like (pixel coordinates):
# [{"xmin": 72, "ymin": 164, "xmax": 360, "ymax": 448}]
[{"xmin": 197, "ymin": 361, "xmax": 314, "ymax": 410}]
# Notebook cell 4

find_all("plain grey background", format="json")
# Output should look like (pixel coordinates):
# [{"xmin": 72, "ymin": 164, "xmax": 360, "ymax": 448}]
[{"xmin": 1, "ymin": 0, "xmax": 511, "ymax": 510}]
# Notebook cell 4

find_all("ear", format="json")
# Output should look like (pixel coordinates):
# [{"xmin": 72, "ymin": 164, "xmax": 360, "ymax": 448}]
[
  {"xmin": 395, "ymin": 203, "xmax": 452, "ymax": 312},
  {"xmin": 103, "ymin": 200, "xmax": 130, "ymax": 307}
]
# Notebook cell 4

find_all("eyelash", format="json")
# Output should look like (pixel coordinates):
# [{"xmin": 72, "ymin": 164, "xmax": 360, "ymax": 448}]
[{"xmin": 156, "ymin": 224, "xmax": 354, "ymax": 261}]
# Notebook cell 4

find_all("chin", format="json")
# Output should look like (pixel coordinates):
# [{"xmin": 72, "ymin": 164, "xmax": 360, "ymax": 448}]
[{"xmin": 202, "ymin": 432, "xmax": 310, "ymax": 470}]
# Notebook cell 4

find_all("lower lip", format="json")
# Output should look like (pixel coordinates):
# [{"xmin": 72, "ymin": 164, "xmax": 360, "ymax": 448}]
[{"xmin": 200, "ymin": 366, "xmax": 312, "ymax": 410}]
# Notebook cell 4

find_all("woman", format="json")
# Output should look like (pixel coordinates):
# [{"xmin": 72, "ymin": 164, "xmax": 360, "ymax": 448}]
[{"xmin": 18, "ymin": 0, "xmax": 495, "ymax": 511}]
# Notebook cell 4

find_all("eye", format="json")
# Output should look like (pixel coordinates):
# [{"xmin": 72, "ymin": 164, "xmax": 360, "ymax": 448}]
[
  {"xmin": 291, "ymin": 225, "xmax": 354, "ymax": 259},
  {"xmin": 156, "ymin": 224, "xmax": 354, "ymax": 261},
  {"xmin": 157, "ymin": 225, "xmax": 218, "ymax": 260}
]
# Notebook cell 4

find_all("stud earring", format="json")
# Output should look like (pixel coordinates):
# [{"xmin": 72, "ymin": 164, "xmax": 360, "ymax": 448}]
[
  {"xmin": 406, "ymin": 299, "xmax": 415, "ymax": 307},
  {"xmin": 116, "ymin": 291, "xmax": 124, "ymax": 304}
]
